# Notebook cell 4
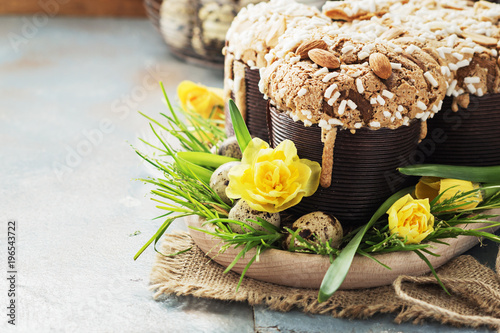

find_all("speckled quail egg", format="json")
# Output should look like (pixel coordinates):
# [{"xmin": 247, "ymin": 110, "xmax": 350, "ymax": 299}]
[
  {"xmin": 218, "ymin": 136, "xmax": 242, "ymax": 159},
  {"xmin": 209, "ymin": 161, "xmax": 241, "ymax": 205},
  {"xmin": 285, "ymin": 212, "xmax": 343, "ymax": 249},
  {"xmin": 228, "ymin": 199, "xmax": 280, "ymax": 234}
]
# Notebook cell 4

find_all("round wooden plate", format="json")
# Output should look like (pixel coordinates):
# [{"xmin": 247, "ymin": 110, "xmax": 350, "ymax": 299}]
[{"xmin": 186, "ymin": 210, "xmax": 500, "ymax": 290}]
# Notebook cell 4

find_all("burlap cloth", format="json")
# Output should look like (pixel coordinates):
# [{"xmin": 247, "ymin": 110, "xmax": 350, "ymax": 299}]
[{"xmin": 150, "ymin": 233, "xmax": 500, "ymax": 331}]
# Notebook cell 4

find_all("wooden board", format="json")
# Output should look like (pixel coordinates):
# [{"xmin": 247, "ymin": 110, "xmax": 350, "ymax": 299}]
[
  {"xmin": 0, "ymin": 0, "xmax": 146, "ymax": 17},
  {"xmin": 186, "ymin": 210, "xmax": 500, "ymax": 290}
]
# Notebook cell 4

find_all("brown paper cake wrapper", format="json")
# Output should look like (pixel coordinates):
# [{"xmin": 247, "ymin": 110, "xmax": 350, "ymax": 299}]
[
  {"xmin": 268, "ymin": 106, "xmax": 421, "ymax": 227},
  {"xmin": 225, "ymin": 65, "xmax": 270, "ymax": 141},
  {"xmin": 424, "ymin": 94, "xmax": 500, "ymax": 166},
  {"xmin": 244, "ymin": 67, "xmax": 270, "ymax": 141}
]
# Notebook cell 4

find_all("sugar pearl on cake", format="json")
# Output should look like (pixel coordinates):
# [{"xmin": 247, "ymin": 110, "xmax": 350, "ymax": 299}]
[
  {"xmin": 355, "ymin": 78, "xmax": 364, "ymax": 94},
  {"xmin": 473, "ymin": 46, "xmax": 485, "ymax": 53},
  {"xmin": 383, "ymin": 111, "xmax": 392, "ymax": 118},
  {"xmin": 322, "ymin": 72, "xmax": 338, "ymax": 83},
  {"xmin": 369, "ymin": 121, "xmax": 381, "ymax": 128},
  {"xmin": 304, "ymin": 119, "xmax": 312, "ymax": 127},
  {"xmin": 324, "ymin": 84, "xmax": 338, "ymax": 98},
  {"xmin": 329, "ymin": 118, "xmax": 343, "ymax": 126},
  {"xmin": 390, "ymin": 63, "xmax": 402, "ymax": 70},
  {"xmin": 290, "ymin": 56, "xmax": 301, "ymax": 64},
  {"xmin": 341, "ymin": 45, "xmax": 355, "ymax": 54},
  {"xmin": 417, "ymin": 101, "xmax": 427, "ymax": 110},
  {"xmin": 354, "ymin": 123, "xmax": 363, "ymax": 129},
  {"xmin": 456, "ymin": 60, "xmax": 470, "ymax": 68},
  {"xmin": 406, "ymin": 44, "xmax": 420, "ymax": 54},
  {"xmin": 298, "ymin": 87, "xmax": 308, "ymax": 97},
  {"xmin": 461, "ymin": 47, "xmax": 475, "ymax": 54},
  {"xmin": 314, "ymin": 67, "xmax": 329, "ymax": 76},
  {"xmin": 319, "ymin": 119, "xmax": 328, "ymax": 128},
  {"xmin": 370, "ymin": 97, "xmax": 377, "ymax": 105},
  {"xmin": 477, "ymin": 88, "xmax": 484, "ymax": 97},
  {"xmin": 349, "ymin": 70, "xmax": 363, "ymax": 78},
  {"xmin": 422, "ymin": 112, "xmax": 431, "ymax": 121},
  {"xmin": 347, "ymin": 100, "xmax": 358, "ymax": 110},
  {"xmin": 452, "ymin": 52, "xmax": 463, "ymax": 60},
  {"xmin": 464, "ymin": 76, "xmax": 480, "ymax": 84},
  {"xmin": 338, "ymin": 100, "xmax": 347, "ymax": 115},
  {"xmin": 424, "ymin": 71, "xmax": 439, "ymax": 88},
  {"xmin": 446, "ymin": 79, "xmax": 458, "ymax": 96},
  {"xmin": 376, "ymin": 95, "xmax": 385, "ymax": 106},
  {"xmin": 448, "ymin": 63, "xmax": 458, "ymax": 71},
  {"xmin": 441, "ymin": 66, "xmax": 451, "ymax": 77},
  {"xmin": 437, "ymin": 46, "xmax": 453, "ymax": 54},
  {"xmin": 447, "ymin": 34, "xmax": 457, "ymax": 47},
  {"xmin": 327, "ymin": 91, "xmax": 340, "ymax": 106},
  {"xmin": 382, "ymin": 90, "xmax": 394, "ymax": 99},
  {"xmin": 402, "ymin": 117, "xmax": 410, "ymax": 126},
  {"xmin": 358, "ymin": 51, "xmax": 370, "ymax": 60},
  {"xmin": 467, "ymin": 84, "xmax": 477, "ymax": 94}
]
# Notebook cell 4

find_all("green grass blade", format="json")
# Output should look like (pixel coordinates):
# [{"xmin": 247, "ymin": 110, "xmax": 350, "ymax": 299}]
[
  {"xmin": 413, "ymin": 249, "xmax": 450, "ymax": 295},
  {"xmin": 318, "ymin": 186, "xmax": 414, "ymax": 302},
  {"xmin": 228, "ymin": 99, "xmax": 252, "ymax": 153}
]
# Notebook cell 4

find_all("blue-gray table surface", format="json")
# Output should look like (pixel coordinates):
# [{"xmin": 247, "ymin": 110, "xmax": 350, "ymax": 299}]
[{"xmin": 0, "ymin": 16, "xmax": 497, "ymax": 333}]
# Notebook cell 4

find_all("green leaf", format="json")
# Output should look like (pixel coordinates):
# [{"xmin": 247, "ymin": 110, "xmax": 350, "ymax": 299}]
[
  {"xmin": 177, "ymin": 151, "xmax": 239, "ymax": 169},
  {"xmin": 398, "ymin": 164, "xmax": 500, "ymax": 183},
  {"xmin": 175, "ymin": 155, "xmax": 213, "ymax": 184},
  {"xmin": 317, "ymin": 186, "xmax": 414, "ymax": 302},
  {"xmin": 228, "ymin": 99, "xmax": 252, "ymax": 153}
]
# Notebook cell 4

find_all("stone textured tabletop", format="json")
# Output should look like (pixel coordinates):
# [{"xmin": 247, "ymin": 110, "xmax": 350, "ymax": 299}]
[{"xmin": 0, "ymin": 16, "xmax": 497, "ymax": 333}]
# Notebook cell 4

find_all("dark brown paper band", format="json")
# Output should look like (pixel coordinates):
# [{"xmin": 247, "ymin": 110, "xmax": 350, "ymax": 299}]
[
  {"xmin": 424, "ymin": 95, "xmax": 500, "ymax": 166},
  {"xmin": 267, "ymin": 106, "xmax": 421, "ymax": 227}
]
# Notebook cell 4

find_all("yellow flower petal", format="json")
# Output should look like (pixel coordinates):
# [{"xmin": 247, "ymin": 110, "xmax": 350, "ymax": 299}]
[
  {"xmin": 415, "ymin": 176, "xmax": 441, "ymax": 201},
  {"xmin": 439, "ymin": 178, "xmax": 482, "ymax": 210},
  {"xmin": 225, "ymin": 137, "xmax": 321, "ymax": 213},
  {"xmin": 177, "ymin": 80, "xmax": 224, "ymax": 120},
  {"xmin": 387, "ymin": 194, "xmax": 434, "ymax": 245}
]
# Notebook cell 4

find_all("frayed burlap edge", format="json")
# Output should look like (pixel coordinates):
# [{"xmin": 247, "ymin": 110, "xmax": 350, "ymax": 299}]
[{"xmin": 150, "ymin": 233, "xmax": 500, "ymax": 331}]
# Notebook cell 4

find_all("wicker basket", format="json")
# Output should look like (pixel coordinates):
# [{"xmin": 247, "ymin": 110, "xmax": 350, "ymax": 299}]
[
  {"xmin": 144, "ymin": 0, "xmax": 265, "ymax": 67},
  {"xmin": 144, "ymin": 0, "xmax": 162, "ymax": 31}
]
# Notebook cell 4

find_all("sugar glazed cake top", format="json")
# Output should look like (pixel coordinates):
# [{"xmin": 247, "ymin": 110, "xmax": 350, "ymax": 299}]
[{"xmin": 225, "ymin": 0, "xmax": 500, "ymax": 131}]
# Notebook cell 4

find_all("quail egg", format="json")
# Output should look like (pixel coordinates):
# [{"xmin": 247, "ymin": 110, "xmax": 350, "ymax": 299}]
[
  {"xmin": 218, "ymin": 136, "xmax": 242, "ymax": 159},
  {"xmin": 285, "ymin": 212, "xmax": 343, "ymax": 249},
  {"xmin": 209, "ymin": 161, "xmax": 241, "ymax": 205},
  {"xmin": 228, "ymin": 199, "xmax": 280, "ymax": 234}
]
